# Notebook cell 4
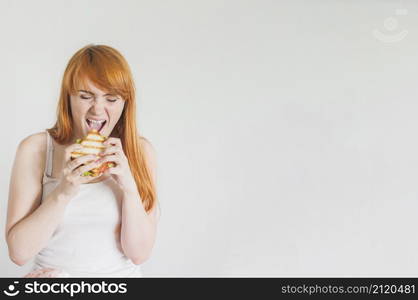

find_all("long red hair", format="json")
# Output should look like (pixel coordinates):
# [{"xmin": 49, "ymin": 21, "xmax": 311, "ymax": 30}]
[{"xmin": 47, "ymin": 44, "xmax": 156, "ymax": 213}]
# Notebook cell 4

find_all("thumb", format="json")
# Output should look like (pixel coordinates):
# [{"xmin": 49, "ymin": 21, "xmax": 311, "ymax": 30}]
[{"xmin": 64, "ymin": 143, "xmax": 84, "ymax": 164}]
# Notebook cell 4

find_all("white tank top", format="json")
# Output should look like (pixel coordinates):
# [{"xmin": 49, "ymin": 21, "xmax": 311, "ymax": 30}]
[{"xmin": 31, "ymin": 131, "xmax": 143, "ymax": 277}]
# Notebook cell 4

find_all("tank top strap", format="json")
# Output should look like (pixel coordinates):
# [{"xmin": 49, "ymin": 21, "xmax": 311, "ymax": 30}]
[{"xmin": 44, "ymin": 130, "xmax": 54, "ymax": 177}]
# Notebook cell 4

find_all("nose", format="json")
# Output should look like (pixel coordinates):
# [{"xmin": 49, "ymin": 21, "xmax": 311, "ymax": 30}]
[{"xmin": 89, "ymin": 98, "xmax": 106, "ymax": 115}]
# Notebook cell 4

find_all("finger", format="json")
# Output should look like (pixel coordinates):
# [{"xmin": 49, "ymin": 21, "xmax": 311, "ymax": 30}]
[
  {"xmin": 66, "ymin": 155, "xmax": 99, "ymax": 172},
  {"xmin": 103, "ymin": 137, "xmax": 122, "ymax": 148},
  {"xmin": 100, "ymin": 154, "xmax": 119, "ymax": 163},
  {"xmin": 104, "ymin": 164, "xmax": 120, "ymax": 175},
  {"xmin": 64, "ymin": 144, "xmax": 85, "ymax": 163},
  {"xmin": 78, "ymin": 170, "xmax": 105, "ymax": 183},
  {"xmin": 76, "ymin": 160, "xmax": 105, "ymax": 176},
  {"xmin": 91, "ymin": 157, "xmax": 118, "ymax": 175},
  {"xmin": 98, "ymin": 155, "xmax": 119, "ymax": 169},
  {"xmin": 99, "ymin": 156, "xmax": 120, "ymax": 172},
  {"xmin": 100, "ymin": 146, "xmax": 120, "ymax": 156},
  {"xmin": 75, "ymin": 159, "xmax": 107, "ymax": 176}
]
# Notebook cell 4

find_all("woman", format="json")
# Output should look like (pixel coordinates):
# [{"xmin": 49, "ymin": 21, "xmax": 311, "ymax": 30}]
[{"xmin": 6, "ymin": 44, "xmax": 160, "ymax": 277}]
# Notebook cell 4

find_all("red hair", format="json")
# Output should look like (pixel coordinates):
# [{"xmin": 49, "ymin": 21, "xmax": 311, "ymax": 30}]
[{"xmin": 47, "ymin": 44, "xmax": 156, "ymax": 212}]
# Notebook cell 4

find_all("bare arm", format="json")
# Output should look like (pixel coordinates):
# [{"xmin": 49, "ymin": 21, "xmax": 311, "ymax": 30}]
[
  {"xmin": 120, "ymin": 139, "xmax": 160, "ymax": 264},
  {"xmin": 5, "ymin": 133, "xmax": 104, "ymax": 265},
  {"xmin": 5, "ymin": 134, "xmax": 70, "ymax": 265},
  {"xmin": 6, "ymin": 184, "xmax": 71, "ymax": 266}
]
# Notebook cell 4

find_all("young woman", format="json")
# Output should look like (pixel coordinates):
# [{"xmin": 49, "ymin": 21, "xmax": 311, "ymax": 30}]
[{"xmin": 6, "ymin": 44, "xmax": 160, "ymax": 277}]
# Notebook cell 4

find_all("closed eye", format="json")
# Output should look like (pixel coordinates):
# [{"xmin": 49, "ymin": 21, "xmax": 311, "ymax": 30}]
[{"xmin": 80, "ymin": 95, "xmax": 117, "ymax": 102}]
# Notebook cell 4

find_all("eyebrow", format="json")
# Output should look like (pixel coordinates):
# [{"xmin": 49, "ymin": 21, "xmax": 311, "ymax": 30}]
[{"xmin": 78, "ymin": 90, "xmax": 117, "ymax": 97}]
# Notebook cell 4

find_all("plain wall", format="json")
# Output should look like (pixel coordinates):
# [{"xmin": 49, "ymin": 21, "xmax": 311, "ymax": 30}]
[{"xmin": 1, "ymin": 0, "xmax": 418, "ymax": 277}]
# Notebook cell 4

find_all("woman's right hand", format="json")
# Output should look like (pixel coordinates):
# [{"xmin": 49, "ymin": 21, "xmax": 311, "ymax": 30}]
[{"xmin": 55, "ymin": 143, "xmax": 105, "ymax": 199}]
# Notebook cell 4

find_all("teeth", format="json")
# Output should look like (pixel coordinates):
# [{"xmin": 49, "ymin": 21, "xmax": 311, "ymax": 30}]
[
  {"xmin": 87, "ymin": 119, "xmax": 105, "ymax": 124},
  {"xmin": 86, "ymin": 119, "xmax": 106, "ymax": 132}
]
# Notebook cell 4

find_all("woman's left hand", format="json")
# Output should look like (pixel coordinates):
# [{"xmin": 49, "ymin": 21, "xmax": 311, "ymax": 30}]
[{"xmin": 99, "ymin": 137, "xmax": 137, "ymax": 194}]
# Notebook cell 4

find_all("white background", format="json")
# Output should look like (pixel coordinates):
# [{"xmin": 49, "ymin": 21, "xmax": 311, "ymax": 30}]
[{"xmin": 1, "ymin": 0, "xmax": 418, "ymax": 277}]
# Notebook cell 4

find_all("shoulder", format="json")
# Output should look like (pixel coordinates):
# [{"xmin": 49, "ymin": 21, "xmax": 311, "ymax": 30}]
[
  {"xmin": 138, "ymin": 136, "xmax": 157, "ymax": 176},
  {"xmin": 17, "ymin": 131, "xmax": 47, "ymax": 156},
  {"xmin": 138, "ymin": 137, "xmax": 160, "ymax": 219},
  {"xmin": 15, "ymin": 132, "xmax": 48, "ymax": 177},
  {"xmin": 7, "ymin": 132, "xmax": 48, "ymax": 241},
  {"xmin": 139, "ymin": 136, "xmax": 156, "ymax": 157}
]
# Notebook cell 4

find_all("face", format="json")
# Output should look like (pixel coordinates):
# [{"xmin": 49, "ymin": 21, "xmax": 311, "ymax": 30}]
[{"xmin": 69, "ymin": 79, "xmax": 125, "ymax": 139}]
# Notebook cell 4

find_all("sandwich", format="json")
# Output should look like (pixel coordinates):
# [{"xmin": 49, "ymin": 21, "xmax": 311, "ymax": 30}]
[{"xmin": 70, "ymin": 129, "xmax": 115, "ymax": 177}]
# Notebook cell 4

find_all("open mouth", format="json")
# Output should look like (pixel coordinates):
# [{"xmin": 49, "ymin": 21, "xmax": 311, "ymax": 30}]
[{"xmin": 86, "ymin": 119, "xmax": 107, "ymax": 133}]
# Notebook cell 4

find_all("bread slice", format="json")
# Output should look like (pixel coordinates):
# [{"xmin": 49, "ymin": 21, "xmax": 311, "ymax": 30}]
[{"xmin": 70, "ymin": 130, "xmax": 115, "ymax": 177}]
